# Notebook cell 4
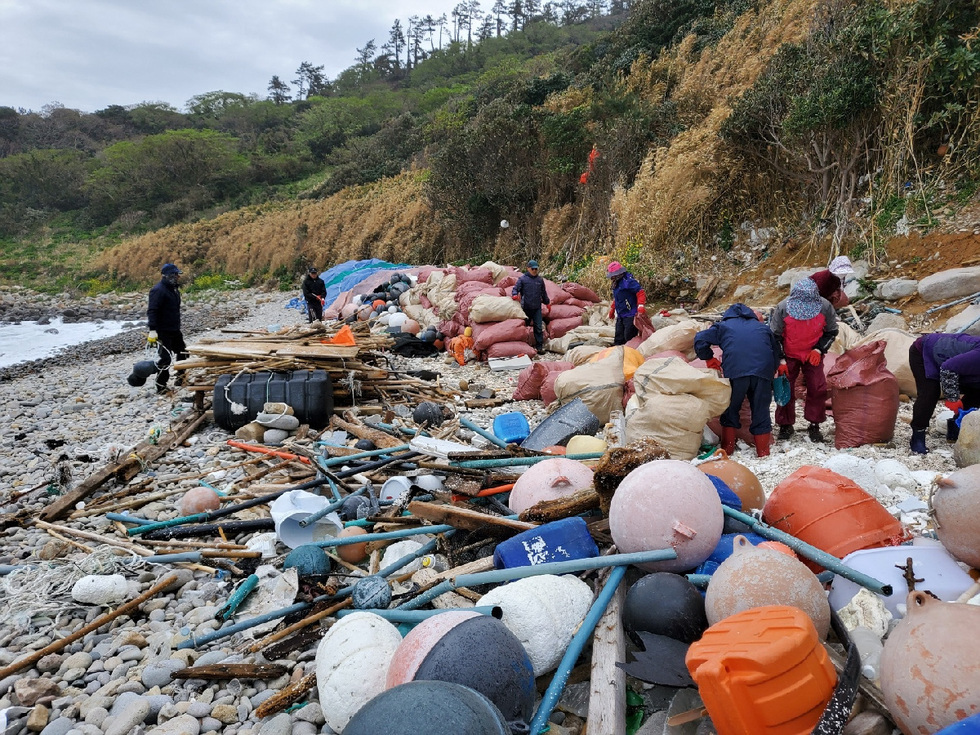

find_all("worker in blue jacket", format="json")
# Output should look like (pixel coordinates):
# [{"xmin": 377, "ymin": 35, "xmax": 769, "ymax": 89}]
[
  {"xmin": 909, "ymin": 332, "xmax": 980, "ymax": 453},
  {"xmin": 606, "ymin": 261, "xmax": 646, "ymax": 345},
  {"xmin": 512, "ymin": 260, "xmax": 550, "ymax": 352},
  {"xmin": 694, "ymin": 303, "xmax": 781, "ymax": 457}
]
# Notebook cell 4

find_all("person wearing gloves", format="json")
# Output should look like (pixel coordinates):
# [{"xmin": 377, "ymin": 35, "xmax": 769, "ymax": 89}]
[
  {"xmin": 809, "ymin": 255, "xmax": 854, "ymax": 308},
  {"xmin": 146, "ymin": 263, "xmax": 187, "ymax": 394},
  {"xmin": 512, "ymin": 260, "xmax": 550, "ymax": 352},
  {"xmin": 606, "ymin": 261, "xmax": 646, "ymax": 345},
  {"xmin": 769, "ymin": 277, "xmax": 838, "ymax": 442},
  {"xmin": 908, "ymin": 332, "xmax": 980, "ymax": 454},
  {"xmin": 302, "ymin": 266, "xmax": 327, "ymax": 322},
  {"xmin": 694, "ymin": 304, "xmax": 781, "ymax": 457}
]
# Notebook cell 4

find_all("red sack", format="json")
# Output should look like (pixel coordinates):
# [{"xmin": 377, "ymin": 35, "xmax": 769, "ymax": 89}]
[
  {"xmin": 562, "ymin": 283, "xmax": 601, "ymax": 302},
  {"xmin": 827, "ymin": 341, "xmax": 900, "ymax": 449},
  {"xmin": 487, "ymin": 341, "xmax": 537, "ymax": 359},
  {"xmin": 707, "ymin": 398, "xmax": 755, "ymax": 446},
  {"xmin": 545, "ymin": 280, "xmax": 570, "ymax": 305},
  {"xmin": 513, "ymin": 361, "xmax": 575, "ymax": 401},
  {"xmin": 453, "ymin": 266, "xmax": 494, "ymax": 284},
  {"xmin": 473, "ymin": 319, "xmax": 533, "ymax": 352},
  {"xmin": 546, "ymin": 304, "xmax": 585, "ymax": 321},
  {"xmin": 419, "ymin": 293, "xmax": 433, "ymax": 310},
  {"xmin": 623, "ymin": 378, "xmax": 636, "ymax": 408},
  {"xmin": 497, "ymin": 275, "xmax": 518, "ymax": 291},
  {"xmin": 438, "ymin": 319, "xmax": 460, "ymax": 339},
  {"xmin": 541, "ymin": 371, "xmax": 563, "ymax": 405},
  {"xmin": 633, "ymin": 311, "xmax": 656, "ymax": 342},
  {"xmin": 548, "ymin": 316, "xmax": 585, "ymax": 339}
]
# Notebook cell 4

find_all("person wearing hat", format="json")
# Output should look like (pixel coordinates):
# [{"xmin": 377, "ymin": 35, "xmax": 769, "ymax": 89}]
[
  {"xmin": 511, "ymin": 260, "xmax": 550, "ymax": 352},
  {"xmin": 769, "ymin": 277, "xmax": 839, "ymax": 442},
  {"xmin": 302, "ymin": 266, "xmax": 327, "ymax": 322},
  {"xmin": 606, "ymin": 261, "xmax": 646, "ymax": 346},
  {"xmin": 809, "ymin": 255, "xmax": 854, "ymax": 309},
  {"xmin": 147, "ymin": 263, "xmax": 187, "ymax": 394}
]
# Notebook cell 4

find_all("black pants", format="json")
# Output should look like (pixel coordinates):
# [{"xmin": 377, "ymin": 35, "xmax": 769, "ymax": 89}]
[
  {"xmin": 306, "ymin": 298, "xmax": 323, "ymax": 322},
  {"xmin": 722, "ymin": 375, "xmax": 774, "ymax": 434},
  {"xmin": 910, "ymin": 343, "xmax": 980, "ymax": 430},
  {"xmin": 522, "ymin": 307, "xmax": 544, "ymax": 351},
  {"xmin": 156, "ymin": 330, "xmax": 187, "ymax": 390},
  {"xmin": 614, "ymin": 316, "xmax": 638, "ymax": 346}
]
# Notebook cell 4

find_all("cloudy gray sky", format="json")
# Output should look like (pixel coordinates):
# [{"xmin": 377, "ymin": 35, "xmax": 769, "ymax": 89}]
[{"xmin": 1, "ymin": 0, "xmax": 467, "ymax": 113}]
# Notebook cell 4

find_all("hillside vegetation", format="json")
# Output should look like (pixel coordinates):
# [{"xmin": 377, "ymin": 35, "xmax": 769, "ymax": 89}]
[{"xmin": 2, "ymin": 0, "xmax": 978, "ymax": 296}]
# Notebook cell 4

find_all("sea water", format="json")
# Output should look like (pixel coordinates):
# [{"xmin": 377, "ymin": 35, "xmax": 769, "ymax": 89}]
[{"xmin": 0, "ymin": 317, "xmax": 135, "ymax": 368}]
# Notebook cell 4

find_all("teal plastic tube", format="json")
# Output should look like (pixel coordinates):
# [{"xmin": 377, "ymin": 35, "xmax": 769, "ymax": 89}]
[
  {"xmin": 298, "ymin": 486, "xmax": 366, "ymax": 528},
  {"xmin": 398, "ymin": 548, "xmax": 677, "ymax": 610},
  {"xmin": 450, "ymin": 452, "xmax": 604, "ymax": 469},
  {"xmin": 459, "ymin": 416, "xmax": 509, "ymax": 449},
  {"xmin": 317, "ymin": 445, "xmax": 410, "ymax": 468},
  {"xmin": 314, "ymin": 524, "xmax": 455, "ymax": 548},
  {"xmin": 721, "ymin": 506, "xmax": 893, "ymax": 596},
  {"xmin": 529, "ymin": 565, "xmax": 627, "ymax": 734},
  {"xmin": 217, "ymin": 574, "xmax": 259, "ymax": 621}
]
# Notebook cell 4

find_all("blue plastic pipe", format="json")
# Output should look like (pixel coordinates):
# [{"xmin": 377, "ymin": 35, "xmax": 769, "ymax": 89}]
[
  {"xmin": 317, "ymin": 445, "xmax": 410, "ymax": 467},
  {"xmin": 106, "ymin": 513, "xmax": 155, "ymax": 525},
  {"xmin": 398, "ymin": 548, "xmax": 677, "ymax": 610},
  {"xmin": 298, "ymin": 486, "xmax": 366, "ymax": 528},
  {"xmin": 529, "ymin": 565, "xmax": 628, "ymax": 734},
  {"xmin": 314, "ymin": 524, "xmax": 456, "ymax": 548},
  {"xmin": 450, "ymin": 453, "xmax": 604, "ymax": 469},
  {"xmin": 459, "ymin": 417, "xmax": 509, "ymax": 449},
  {"xmin": 336, "ymin": 606, "xmax": 501, "ymax": 623},
  {"xmin": 721, "ymin": 506, "xmax": 893, "ymax": 596}
]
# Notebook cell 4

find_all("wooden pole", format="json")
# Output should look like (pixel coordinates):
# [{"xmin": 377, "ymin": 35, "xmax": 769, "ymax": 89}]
[
  {"xmin": 249, "ymin": 599, "xmax": 352, "ymax": 654},
  {"xmin": 0, "ymin": 573, "xmax": 177, "ymax": 679},
  {"xmin": 587, "ymin": 583, "xmax": 627, "ymax": 735}
]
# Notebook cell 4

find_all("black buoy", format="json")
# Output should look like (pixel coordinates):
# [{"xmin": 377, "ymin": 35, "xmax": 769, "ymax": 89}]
[
  {"xmin": 413, "ymin": 401, "xmax": 446, "ymax": 428},
  {"xmin": 622, "ymin": 572, "xmax": 709, "ymax": 646},
  {"xmin": 126, "ymin": 360, "xmax": 159, "ymax": 387},
  {"xmin": 354, "ymin": 438, "xmax": 376, "ymax": 451},
  {"xmin": 343, "ymin": 681, "xmax": 511, "ymax": 735}
]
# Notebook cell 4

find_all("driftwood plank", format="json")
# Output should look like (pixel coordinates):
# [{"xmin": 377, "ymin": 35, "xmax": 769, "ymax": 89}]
[
  {"xmin": 408, "ymin": 501, "xmax": 537, "ymax": 535},
  {"xmin": 172, "ymin": 663, "xmax": 287, "ymax": 680}
]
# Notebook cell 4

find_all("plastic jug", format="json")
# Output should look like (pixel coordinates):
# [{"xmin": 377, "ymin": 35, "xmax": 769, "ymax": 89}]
[
  {"xmin": 493, "ymin": 517, "xmax": 599, "ymax": 570},
  {"xmin": 492, "ymin": 412, "xmax": 530, "ymax": 445}
]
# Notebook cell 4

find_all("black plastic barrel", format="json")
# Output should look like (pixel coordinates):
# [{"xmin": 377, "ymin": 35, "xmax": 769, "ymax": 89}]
[{"xmin": 212, "ymin": 370, "xmax": 333, "ymax": 430}]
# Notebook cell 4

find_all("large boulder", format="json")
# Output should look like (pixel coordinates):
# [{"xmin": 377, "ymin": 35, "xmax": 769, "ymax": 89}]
[
  {"xmin": 945, "ymin": 304, "xmax": 980, "ymax": 336},
  {"xmin": 917, "ymin": 266, "xmax": 980, "ymax": 302},
  {"xmin": 865, "ymin": 312, "xmax": 908, "ymax": 333},
  {"xmin": 777, "ymin": 266, "xmax": 821, "ymax": 288},
  {"xmin": 877, "ymin": 279, "xmax": 918, "ymax": 301}
]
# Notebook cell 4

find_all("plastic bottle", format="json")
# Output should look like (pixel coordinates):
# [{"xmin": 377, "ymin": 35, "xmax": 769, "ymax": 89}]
[
  {"xmin": 605, "ymin": 410, "xmax": 626, "ymax": 447},
  {"xmin": 848, "ymin": 626, "xmax": 883, "ymax": 682},
  {"xmin": 420, "ymin": 554, "xmax": 449, "ymax": 572}
]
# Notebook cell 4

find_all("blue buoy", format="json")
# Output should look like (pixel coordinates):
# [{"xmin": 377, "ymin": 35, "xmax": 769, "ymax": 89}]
[{"xmin": 283, "ymin": 545, "xmax": 332, "ymax": 577}]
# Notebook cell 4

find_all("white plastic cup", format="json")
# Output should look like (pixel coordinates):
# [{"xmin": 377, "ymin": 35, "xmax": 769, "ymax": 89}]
[{"xmin": 270, "ymin": 490, "xmax": 343, "ymax": 549}]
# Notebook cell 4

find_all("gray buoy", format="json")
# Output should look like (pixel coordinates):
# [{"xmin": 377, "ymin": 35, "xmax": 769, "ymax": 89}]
[{"xmin": 351, "ymin": 575, "xmax": 391, "ymax": 610}]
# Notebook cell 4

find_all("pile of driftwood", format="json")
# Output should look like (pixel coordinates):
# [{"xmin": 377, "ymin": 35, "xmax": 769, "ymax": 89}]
[{"xmin": 174, "ymin": 321, "xmax": 455, "ymax": 406}]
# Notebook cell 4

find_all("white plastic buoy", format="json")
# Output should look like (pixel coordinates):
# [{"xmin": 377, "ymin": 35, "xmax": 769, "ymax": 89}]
[
  {"xmin": 316, "ymin": 612, "xmax": 402, "ymax": 733},
  {"xmin": 477, "ymin": 574, "xmax": 592, "ymax": 676},
  {"xmin": 380, "ymin": 539, "xmax": 426, "ymax": 574},
  {"xmin": 71, "ymin": 574, "xmax": 129, "ymax": 605}
]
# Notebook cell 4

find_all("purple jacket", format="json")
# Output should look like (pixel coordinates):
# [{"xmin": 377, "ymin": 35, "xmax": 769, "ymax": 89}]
[{"xmin": 914, "ymin": 332, "xmax": 980, "ymax": 397}]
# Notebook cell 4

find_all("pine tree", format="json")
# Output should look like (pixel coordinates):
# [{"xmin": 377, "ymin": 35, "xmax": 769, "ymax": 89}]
[{"xmin": 267, "ymin": 76, "xmax": 291, "ymax": 105}]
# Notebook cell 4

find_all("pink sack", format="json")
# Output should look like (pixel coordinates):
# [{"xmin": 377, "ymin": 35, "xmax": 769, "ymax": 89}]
[
  {"xmin": 438, "ymin": 319, "xmax": 460, "ymax": 339},
  {"xmin": 453, "ymin": 266, "xmax": 494, "ymax": 284},
  {"xmin": 513, "ymin": 361, "xmax": 575, "ymax": 401},
  {"xmin": 498, "ymin": 275, "xmax": 518, "ymax": 291},
  {"xmin": 545, "ymin": 280, "xmax": 570, "ymax": 305},
  {"xmin": 828, "ymin": 341, "xmax": 900, "ymax": 449},
  {"xmin": 473, "ymin": 319, "xmax": 533, "ymax": 352},
  {"xmin": 546, "ymin": 304, "xmax": 585, "ymax": 321},
  {"xmin": 487, "ymin": 342, "xmax": 537, "ymax": 359},
  {"xmin": 541, "ymin": 371, "xmax": 564, "ymax": 405},
  {"xmin": 562, "ymin": 283, "xmax": 601, "ymax": 302},
  {"xmin": 548, "ymin": 316, "xmax": 585, "ymax": 339}
]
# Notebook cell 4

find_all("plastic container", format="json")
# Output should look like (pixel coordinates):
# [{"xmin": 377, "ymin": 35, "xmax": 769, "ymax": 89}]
[
  {"xmin": 492, "ymin": 412, "xmax": 530, "ymax": 445},
  {"xmin": 828, "ymin": 545, "xmax": 975, "ymax": 617},
  {"xmin": 493, "ymin": 517, "xmax": 599, "ymax": 570},
  {"xmin": 686, "ymin": 605, "xmax": 837, "ymax": 735},
  {"xmin": 522, "ymin": 398, "xmax": 600, "ymax": 451},
  {"xmin": 213, "ymin": 370, "xmax": 333, "ymax": 430},
  {"xmin": 762, "ymin": 465, "xmax": 904, "ymax": 571},
  {"xmin": 848, "ymin": 626, "xmax": 883, "ymax": 682},
  {"xmin": 937, "ymin": 713, "xmax": 980, "ymax": 734}
]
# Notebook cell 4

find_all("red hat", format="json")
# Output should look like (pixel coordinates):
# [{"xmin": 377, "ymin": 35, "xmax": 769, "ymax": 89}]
[{"xmin": 606, "ymin": 261, "xmax": 627, "ymax": 279}]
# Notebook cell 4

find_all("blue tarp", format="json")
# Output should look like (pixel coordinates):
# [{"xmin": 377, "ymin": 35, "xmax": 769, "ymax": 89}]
[{"xmin": 319, "ymin": 259, "xmax": 412, "ymax": 306}]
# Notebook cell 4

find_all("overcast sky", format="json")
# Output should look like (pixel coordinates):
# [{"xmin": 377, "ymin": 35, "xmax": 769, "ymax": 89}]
[{"xmin": 1, "ymin": 0, "xmax": 468, "ymax": 113}]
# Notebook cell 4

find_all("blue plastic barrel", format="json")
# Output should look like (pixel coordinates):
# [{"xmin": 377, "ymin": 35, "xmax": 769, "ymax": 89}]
[
  {"xmin": 937, "ymin": 713, "xmax": 980, "ymax": 734},
  {"xmin": 694, "ymin": 532, "xmax": 768, "ymax": 576},
  {"xmin": 492, "ymin": 412, "xmax": 530, "ymax": 445},
  {"xmin": 494, "ymin": 517, "xmax": 599, "ymax": 569}
]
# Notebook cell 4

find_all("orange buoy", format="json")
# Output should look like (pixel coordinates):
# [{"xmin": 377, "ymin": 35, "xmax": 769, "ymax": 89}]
[
  {"xmin": 700, "ymin": 458, "xmax": 765, "ymax": 511},
  {"xmin": 337, "ymin": 526, "xmax": 369, "ymax": 563}
]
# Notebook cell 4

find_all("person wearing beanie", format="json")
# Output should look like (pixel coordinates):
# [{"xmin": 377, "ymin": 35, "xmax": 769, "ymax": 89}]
[
  {"xmin": 769, "ymin": 277, "xmax": 838, "ymax": 442},
  {"xmin": 147, "ymin": 263, "xmax": 187, "ymax": 394},
  {"xmin": 302, "ymin": 266, "xmax": 327, "ymax": 322},
  {"xmin": 809, "ymin": 255, "xmax": 855, "ymax": 308},
  {"xmin": 694, "ymin": 304, "xmax": 781, "ymax": 457},
  {"xmin": 908, "ymin": 332, "xmax": 980, "ymax": 454},
  {"xmin": 606, "ymin": 261, "xmax": 646, "ymax": 345},
  {"xmin": 511, "ymin": 260, "xmax": 549, "ymax": 352}
]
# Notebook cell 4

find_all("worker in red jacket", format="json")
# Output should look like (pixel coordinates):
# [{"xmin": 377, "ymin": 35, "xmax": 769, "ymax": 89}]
[{"xmin": 607, "ymin": 261, "xmax": 646, "ymax": 345}]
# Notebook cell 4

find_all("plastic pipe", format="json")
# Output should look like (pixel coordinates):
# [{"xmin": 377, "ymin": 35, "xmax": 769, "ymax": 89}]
[
  {"xmin": 106, "ymin": 513, "xmax": 154, "ymax": 525},
  {"xmin": 178, "ymin": 529, "xmax": 455, "ymax": 650},
  {"xmin": 298, "ymin": 486, "xmax": 366, "ymax": 528},
  {"xmin": 142, "ymin": 518, "xmax": 274, "ymax": 541},
  {"xmin": 459, "ymin": 417, "xmax": 509, "ymax": 449},
  {"xmin": 226, "ymin": 440, "xmax": 311, "ymax": 464},
  {"xmin": 686, "ymin": 574, "xmax": 711, "ymax": 589},
  {"xmin": 398, "ymin": 548, "xmax": 677, "ymax": 610},
  {"xmin": 450, "ymin": 453, "xmax": 604, "ymax": 469},
  {"xmin": 371, "ymin": 422, "xmax": 430, "ymax": 438},
  {"xmin": 721, "ymin": 506, "xmax": 893, "ymax": 596},
  {"xmin": 334, "ymin": 452, "xmax": 422, "ymax": 479},
  {"xmin": 529, "ymin": 565, "xmax": 627, "ymax": 734},
  {"xmin": 0, "ymin": 565, "xmax": 24, "ymax": 575},
  {"xmin": 315, "ymin": 524, "xmax": 455, "ymax": 548},
  {"xmin": 336, "ymin": 606, "xmax": 501, "ymax": 623},
  {"xmin": 144, "ymin": 551, "xmax": 203, "ymax": 564},
  {"xmin": 317, "ymin": 445, "xmax": 410, "ymax": 467},
  {"xmin": 217, "ymin": 574, "xmax": 259, "ymax": 621}
]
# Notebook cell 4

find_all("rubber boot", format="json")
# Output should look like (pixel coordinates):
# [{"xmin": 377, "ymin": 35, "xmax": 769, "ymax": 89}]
[
  {"xmin": 910, "ymin": 428, "xmax": 928, "ymax": 454},
  {"xmin": 720, "ymin": 427, "xmax": 737, "ymax": 456},
  {"xmin": 807, "ymin": 423, "xmax": 825, "ymax": 443},
  {"xmin": 753, "ymin": 432, "xmax": 771, "ymax": 457},
  {"xmin": 777, "ymin": 425, "xmax": 794, "ymax": 441},
  {"xmin": 947, "ymin": 418, "xmax": 960, "ymax": 442}
]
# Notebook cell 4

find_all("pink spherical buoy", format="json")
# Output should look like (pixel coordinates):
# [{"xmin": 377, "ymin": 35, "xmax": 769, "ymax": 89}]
[
  {"xmin": 402, "ymin": 319, "xmax": 421, "ymax": 335},
  {"xmin": 508, "ymin": 458, "xmax": 595, "ymax": 514},
  {"xmin": 387, "ymin": 611, "xmax": 481, "ymax": 688},
  {"xmin": 178, "ymin": 486, "xmax": 221, "ymax": 516},
  {"xmin": 609, "ymin": 459, "xmax": 723, "ymax": 572}
]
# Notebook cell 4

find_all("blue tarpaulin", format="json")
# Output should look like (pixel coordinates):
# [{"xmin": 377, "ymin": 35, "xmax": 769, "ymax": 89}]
[{"xmin": 319, "ymin": 259, "xmax": 412, "ymax": 306}]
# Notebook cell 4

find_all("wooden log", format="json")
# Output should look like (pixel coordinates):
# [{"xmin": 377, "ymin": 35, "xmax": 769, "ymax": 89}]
[
  {"xmin": 172, "ymin": 663, "xmax": 287, "ymax": 680},
  {"xmin": 407, "ymin": 501, "xmax": 537, "ymax": 535},
  {"xmin": 587, "ymin": 584, "xmax": 626, "ymax": 735},
  {"xmin": 250, "ymin": 599, "xmax": 352, "ymax": 654},
  {"xmin": 329, "ymin": 414, "xmax": 404, "ymax": 449},
  {"xmin": 518, "ymin": 488, "xmax": 601, "ymax": 523},
  {"xmin": 254, "ymin": 672, "xmax": 317, "ymax": 719},
  {"xmin": 40, "ymin": 407, "xmax": 207, "ymax": 522},
  {"xmin": 0, "ymin": 573, "xmax": 177, "ymax": 679},
  {"xmin": 842, "ymin": 711, "xmax": 893, "ymax": 735}
]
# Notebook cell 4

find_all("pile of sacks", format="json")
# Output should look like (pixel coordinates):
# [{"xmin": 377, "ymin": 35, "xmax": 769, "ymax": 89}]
[{"xmin": 233, "ymin": 402, "xmax": 305, "ymax": 446}]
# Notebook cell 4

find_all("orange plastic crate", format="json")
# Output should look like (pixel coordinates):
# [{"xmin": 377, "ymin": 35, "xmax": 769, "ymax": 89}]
[{"xmin": 686, "ymin": 605, "xmax": 837, "ymax": 735}]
